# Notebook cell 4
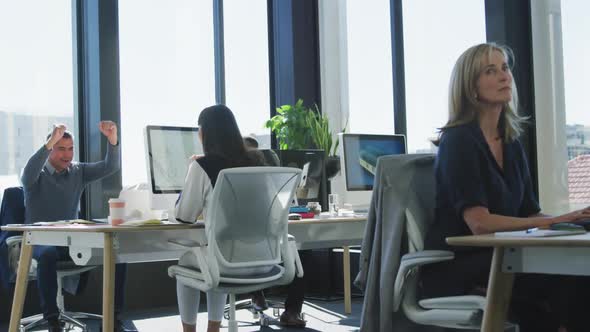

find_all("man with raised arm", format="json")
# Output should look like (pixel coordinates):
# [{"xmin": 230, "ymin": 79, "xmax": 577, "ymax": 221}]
[{"xmin": 21, "ymin": 121, "xmax": 133, "ymax": 332}]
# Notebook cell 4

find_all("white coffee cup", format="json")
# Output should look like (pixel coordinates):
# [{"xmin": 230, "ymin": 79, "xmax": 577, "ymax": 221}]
[
  {"xmin": 328, "ymin": 194, "xmax": 339, "ymax": 216},
  {"xmin": 108, "ymin": 198, "xmax": 126, "ymax": 226}
]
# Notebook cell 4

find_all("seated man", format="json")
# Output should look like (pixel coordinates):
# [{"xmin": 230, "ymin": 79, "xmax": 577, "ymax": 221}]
[{"xmin": 21, "ymin": 122, "xmax": 132, "ymax": 332}]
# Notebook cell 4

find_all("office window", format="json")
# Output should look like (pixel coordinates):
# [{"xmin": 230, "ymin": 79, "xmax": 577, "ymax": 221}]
[
  {"xmin": 562, "ymin": 1, "xmax": 590, "ymax": 205},
  {"xmin": 0, "ymin": 1, "xmax": 76, "ymax": 199},
  {"xmin": 403, "ymin": 0, "xmax": 486, "ymax": 153},
  {"xmin": 223, "ymin": 0, "xmax": 271, "ymax": 148},
  {"xmin": 344, "ymin": 0, "xmax": 395, "ymax": 135},
  {"xmin": 119, "ymin": 0, "xmax": 216, "ymax": 186}
]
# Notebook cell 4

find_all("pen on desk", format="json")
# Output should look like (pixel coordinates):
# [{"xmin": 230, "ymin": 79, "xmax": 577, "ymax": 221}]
[{"xmin": 525, "ymin": 227, "xmax": 539, "ymax": 234}]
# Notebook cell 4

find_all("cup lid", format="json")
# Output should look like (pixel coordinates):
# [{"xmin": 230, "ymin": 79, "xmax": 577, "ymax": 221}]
[{"xmin": 108, "ymin": 198, "xmax": 125, "ymax": 203}]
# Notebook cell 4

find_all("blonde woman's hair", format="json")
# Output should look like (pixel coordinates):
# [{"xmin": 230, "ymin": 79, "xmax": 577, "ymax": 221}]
[{"xmin": 433, "ymin": 43, "xmax": 527, "ymax": 145}]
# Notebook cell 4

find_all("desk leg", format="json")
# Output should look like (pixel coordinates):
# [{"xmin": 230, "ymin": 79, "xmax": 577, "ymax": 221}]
[
  {"xmin": 8, "ymin": 233, "xmax": 33, "ymax": 332},
  {"xmin": 343, "ymin": 246, "xmax": 352, "ymax": 315},
  {"xmin": 482, "ymin": 246, "xmax": 514, "ymax": 332},
  {"xmin": 103, "ymin": 233, "xmax": 115, "ymax": 332}
]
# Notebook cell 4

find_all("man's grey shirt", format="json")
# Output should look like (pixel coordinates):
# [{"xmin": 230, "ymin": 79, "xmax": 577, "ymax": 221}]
[{"xmin": 21, "ymin": 143, "xmax": 120, "ymax": 223}]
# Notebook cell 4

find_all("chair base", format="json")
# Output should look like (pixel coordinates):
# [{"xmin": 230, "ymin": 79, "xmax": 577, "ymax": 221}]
[
  {"xmin": 223, "ymin": 297, "xmax": 308, "ymax": 329},
  {"xmin": 20, "ymin": 311, "xmax": 102, "ymax": 332},
  {"xmin": 223, "ymin": 298, "xmax": 283, "ymax": 324}
]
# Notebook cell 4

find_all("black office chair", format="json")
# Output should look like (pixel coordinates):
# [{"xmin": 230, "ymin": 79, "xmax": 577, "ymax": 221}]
[{"xmin": 0, "ymin": 187, "xmax": 101, "ymax": 331}]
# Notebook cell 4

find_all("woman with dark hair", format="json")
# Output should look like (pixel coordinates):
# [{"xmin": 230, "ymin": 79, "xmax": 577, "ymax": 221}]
[{"xmin": 174, "ymin": 105, "xmax": 263, "ymax": 332}]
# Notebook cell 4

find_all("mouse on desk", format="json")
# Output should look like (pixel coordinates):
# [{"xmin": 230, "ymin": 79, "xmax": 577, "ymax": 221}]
[
  {"xmin": 288, "ymin": 213, "xmax": 302, "ymax": 221},
  {"xmin": 572, "ymin": 218, "xmax": 590, "ymax": 230}
]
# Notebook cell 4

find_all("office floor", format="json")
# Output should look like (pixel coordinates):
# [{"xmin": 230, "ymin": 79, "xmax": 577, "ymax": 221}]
[{"xmin": 0, "ymin": 297, "xmax": 363, "ymax": 332}]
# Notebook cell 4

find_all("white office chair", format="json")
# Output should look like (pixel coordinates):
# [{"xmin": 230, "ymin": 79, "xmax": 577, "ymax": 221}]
[
  {"xmin": 168, "ymin": 167, "xmax": 304, "ymax": 332},
  {"xmin": 362, "ymin": 154, "xmax": 518, "ymax": 331},
  {"xmin": 6, "ymin": 235, "xmax": 102, "ymax": 331},
  {"xmin": 1, "ymin": 186, "xmax": 101, "ymax": 332}
]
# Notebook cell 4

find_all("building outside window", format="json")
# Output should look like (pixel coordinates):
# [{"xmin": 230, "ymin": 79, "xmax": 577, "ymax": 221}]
[
  {"xmin": 344, "ymin": 0, "xmax": 395, "ymax": 135},
  {"xmin": 562, "ymin": 1, "xmax": 590, "ymax": 205},
  {"xmin": 0, "ymin": 1, "xmax": 76, "ymax": 201},
  {"xmin": 118, "ymin": 0, "xmax": 216, "ymax": 186},
  {"xmin": 223, "ymin": 0, "xmax": 271, "ymax": 148},
  {"xmin": 403, "ymin": 0, "xmax": 486, "ymax": 153}
]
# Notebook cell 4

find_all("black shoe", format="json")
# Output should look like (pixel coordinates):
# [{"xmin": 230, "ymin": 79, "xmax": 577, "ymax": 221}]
[
  {"xmin": 101, "ymin": 319, "xmax": 137, "ymax": 332},
  {"xmin": 115, "ymin": 319, "xmax": 138, "ymax": 332},
  {"xmin": 251, "ymin": 292, "xmax": 269, "ymax": 312},
  {"xmin": 47, "ymin": 317, "xmax": 64, "ymax": 332},
  {"xmin": 279, "ymin": 311, "xmax": 306, "ymax": 328}
]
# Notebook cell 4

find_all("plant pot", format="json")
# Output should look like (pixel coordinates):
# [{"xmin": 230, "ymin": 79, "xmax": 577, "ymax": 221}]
[{"xmin": 325, "ymin": 156, "xmax": 341, "ymax": 180}]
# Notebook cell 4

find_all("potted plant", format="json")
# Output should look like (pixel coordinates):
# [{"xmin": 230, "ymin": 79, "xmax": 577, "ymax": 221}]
[
  {"xmin": 265, "ymin": 99, "xmax": 344, "ymax": 180},
  {"xmin": 264, "ymin": 99, "xmax": 313, "ymax": 150},
  {"xmin": 305, "ymin": 106, "xmax": 343, "ymax": 179}
]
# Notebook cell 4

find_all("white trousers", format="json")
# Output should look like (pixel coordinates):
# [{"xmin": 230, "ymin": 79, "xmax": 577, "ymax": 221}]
[
  {"xmin": 176, "ymin": 250, "xmax": 272, "ymax": 325},
  {"xmin": 177, "ymin": 282, "xmax": 227, "ymax": 324}
]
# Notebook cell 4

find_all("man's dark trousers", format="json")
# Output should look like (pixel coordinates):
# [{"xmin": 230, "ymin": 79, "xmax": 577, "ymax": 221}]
[{"xmin": 33, "ymin": 245, "xmax": 127, "ymax": 319}]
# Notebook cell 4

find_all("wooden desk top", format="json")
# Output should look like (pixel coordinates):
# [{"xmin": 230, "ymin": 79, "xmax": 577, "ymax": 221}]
[
  {"xmin": 0, "ymin": 222, "xmax": 203, "ymax": 233},
  {"xmin": 0, "ymin": 216, "xmax": 366, "ymax": 233},
  {"xmin": 447, "ymin": 233, "xmax": 590, "ymax": 248}
]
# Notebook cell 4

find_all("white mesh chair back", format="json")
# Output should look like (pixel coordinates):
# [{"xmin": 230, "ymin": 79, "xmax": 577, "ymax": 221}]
[
  {"xmin": 206, "ymin": 167, "xmax": 301, "ymax": 270},
  {"xmin": 402, "ymin": 155, "xmax": 436, "ymax": 252}
]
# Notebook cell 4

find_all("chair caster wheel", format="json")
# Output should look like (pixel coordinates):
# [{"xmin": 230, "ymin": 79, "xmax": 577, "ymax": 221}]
[{"xmin": 260, "ymin": 317, "xmax": 270, "ymax": 327}]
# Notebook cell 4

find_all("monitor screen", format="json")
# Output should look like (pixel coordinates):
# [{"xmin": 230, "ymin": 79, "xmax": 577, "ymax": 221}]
[
  {"xmin": 145, "ymin": 125, "xmax": 202, "ymax": 193},
  {"xmin": 342, "ymin": 133, "xmax": 406, "ymax": 191}
]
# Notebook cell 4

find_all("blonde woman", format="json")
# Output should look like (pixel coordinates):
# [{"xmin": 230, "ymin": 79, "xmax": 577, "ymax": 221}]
[{"xmin": 422, "ymin": 43, "xmax": 590, "ymax": 332}]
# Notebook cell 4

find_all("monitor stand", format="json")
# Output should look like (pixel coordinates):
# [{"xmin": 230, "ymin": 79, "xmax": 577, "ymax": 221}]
[
  {"xmin": 351, "ymin": 204, "xmax": 370, "ymax": 214},
  {"xmin": 150, "ymin": 192, "xmax": 179, "ymax": 219}
]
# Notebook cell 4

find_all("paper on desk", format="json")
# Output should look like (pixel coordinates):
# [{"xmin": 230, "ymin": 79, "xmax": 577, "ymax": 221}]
[
  {"xmin": 494, "ymin": 229, "xmax": 586, "ymax": 237},
  {"xmin": 117, "ymin": 218, "xmax": 164, "ymax": 226},
  {"xmin": 33, "ymin": 219, "xmax": 96, "ymax": 226}
]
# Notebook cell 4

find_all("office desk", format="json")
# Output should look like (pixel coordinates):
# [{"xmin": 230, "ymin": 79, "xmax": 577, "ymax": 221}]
[
  {"xmin": 3, "ymin": 216, "xmax": 365, "ymax": 332},
  {"xmin": 447, "ymin": 233, "xmax": 590, "ymax": 332}
]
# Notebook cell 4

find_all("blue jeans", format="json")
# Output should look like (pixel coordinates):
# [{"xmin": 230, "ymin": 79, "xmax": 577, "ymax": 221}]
[{"xmin": 33, "ymin": 245, "xmax": 127, "ymax": 319}]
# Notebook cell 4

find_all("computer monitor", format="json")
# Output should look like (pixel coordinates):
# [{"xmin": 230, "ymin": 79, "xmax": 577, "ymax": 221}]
[
  {"xmin": 341, "ymin": 133, "xmax": 406, "ymax": 191},
  {"xmin": 144, "ymin": 125, "xmax": 202, "ymax": 210},
  {"xmin": 274, "ymin": 149, "xmax": 328, "ymax": 210},
  {"xmin": 331, "ymin": 133, "xmax": 406, "ymax": 213}
]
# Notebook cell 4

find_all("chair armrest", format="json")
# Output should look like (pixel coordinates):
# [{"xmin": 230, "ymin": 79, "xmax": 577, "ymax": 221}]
[
  {"xmin": 418, "ymin": 295, "xmax": 486, "ymax": 310},
  {"xmin": 6, "ymin": 235, "xmax": 23, "ymax": 247},
  {"xmin": 285, "ymin": 234, "xmax": 304, "ymax": 278},
  {"xmin": 393, "ymin": 250, "xmax": 454, "ymax": 312},
  {"xmin": 168, "ymin": 239, "xmax": 204, "ymax": 248},
  {"xmin": 5, "ymin": 235, "xmax": 38, "ymax": 279},
  {"xmin": 167, "ymin": 239, "xmax": 219, "ymax": 289}
]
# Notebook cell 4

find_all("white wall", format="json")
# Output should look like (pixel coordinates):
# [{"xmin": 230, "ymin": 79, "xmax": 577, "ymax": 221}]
[
  {"xmin": 530, "ymin": 0, "xmax": 570, "ymax": 214},
  {"xmin": 318, "ymin": 0, "xmax": 372, "ymax": 208}
]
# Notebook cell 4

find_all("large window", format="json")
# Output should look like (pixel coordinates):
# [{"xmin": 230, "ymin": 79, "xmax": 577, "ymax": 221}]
[
  {"xmin": 0, "ymin": 1, "xmax": 76, "ymax": 198},
  {"xmin": 344, "ymin": 0, "xmax": 395, "ymax": 135},
  {"xmin": 403, "ymin": 0, "xmax": 486, "ymax": 153},
  {"xmin": 119, "ymin": 0, "xmax": 216, "ymax": 186},
  {"xmin": 223, "ymin": 0, "xmax": 271, "ymax": 148},
  {"xmin": 562, "ymin": 1, "xmax": 590, "ymax": 205}
]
